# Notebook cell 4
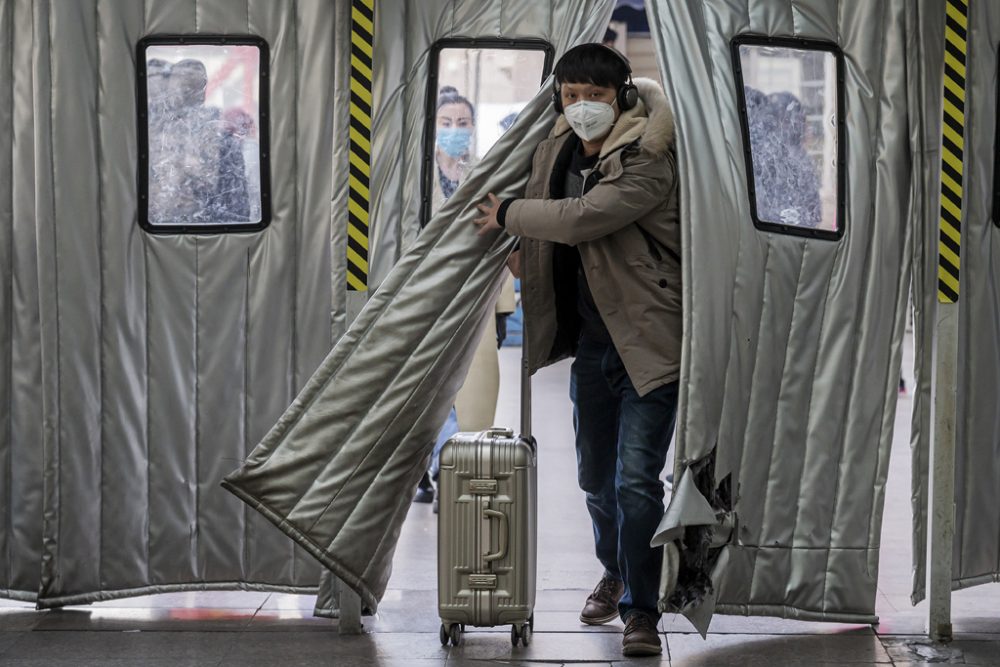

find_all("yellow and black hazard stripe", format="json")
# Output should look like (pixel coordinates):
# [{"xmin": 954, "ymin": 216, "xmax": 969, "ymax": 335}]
[
  {"xmin": 347, "ymin": 0, "xmax": 374, "ymax": 291},
  {"xmin": 938, "ymin": 0, "xmax": 967, "ymax": 304}
]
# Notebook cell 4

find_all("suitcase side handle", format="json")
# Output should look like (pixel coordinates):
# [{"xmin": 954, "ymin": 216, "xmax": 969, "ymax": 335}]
[{"xmin": 483, "ymin": 509, "xmax": 508, "ymax": 562}]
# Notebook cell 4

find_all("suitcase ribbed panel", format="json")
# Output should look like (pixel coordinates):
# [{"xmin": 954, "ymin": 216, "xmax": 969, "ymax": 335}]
[{"xmin": 438, "ymin": 430, "xmax": 536, "ymax": 628}]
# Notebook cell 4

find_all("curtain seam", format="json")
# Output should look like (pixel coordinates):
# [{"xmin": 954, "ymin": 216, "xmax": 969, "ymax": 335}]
[
  {"xmin": 741, "ymin": 238, "xmax": 773, "ymax": 599},
  {"xmin": 95, "ymin": 0, "xmax": 107, "ymax": 596},
  {"xmin": 5, "ymin": 0, "xmax": 14, "ymax": 591},
  {"xmin": 47, "ymin": 0, "xmax": 65, "ymax": 599},
  {"xmin": 243, "ymin": 247, "xmax": 251, "ymax": 580},
  {"xmin": 765, "ymin": 247, "xmax": 826, "ymax": 564},
  {"xmin": 141, "ymin": 0, "xmax": 151, "ymax": 587},
  {"xmin": 291, "ymin": 0, "xmax": 301, "ymax": 583},
  {"xmin": 194, "ymin": 238, "xmax": 201, "ymax": 579},
  {"xmin": 242, "ymin": 0, "xmax": 251, "ymax": 586},
  {"xmin": 820, "ymin": 0, "xmax": 890, "ymax": 613}
]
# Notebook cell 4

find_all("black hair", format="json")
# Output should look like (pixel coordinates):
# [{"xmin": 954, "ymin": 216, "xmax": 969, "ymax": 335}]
[
  {"xmin": 554, "ymin": 43, "xmax": 629, "ymax": 88},
  {"xmin": 436, "ymin": 87, "xmax": 476, "ymax": 122},
  {"xmin": 603, "ymin": 27, "xmax": 618, "ymax": 44}
]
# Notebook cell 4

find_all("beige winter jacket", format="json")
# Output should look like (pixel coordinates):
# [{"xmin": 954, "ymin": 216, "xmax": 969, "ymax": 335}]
[{"xmin": 503, "ymin": 79, "xmax": 681, "ymax": 396}]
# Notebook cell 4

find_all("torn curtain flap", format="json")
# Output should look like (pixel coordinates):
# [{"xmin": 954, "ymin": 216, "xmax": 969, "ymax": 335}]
[{"xmin": 653, "ymin": 468, "xmax": 735, "ymax": 636}]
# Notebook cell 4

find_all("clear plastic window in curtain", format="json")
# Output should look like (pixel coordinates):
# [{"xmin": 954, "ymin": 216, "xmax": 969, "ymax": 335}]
[
  {"xmin": 733, "ymin": 38, "xmax": 844, "ymax": 238},
  {"xmin": 139, "ymin": 37, "xmax": 270, "ymax": 232},
  {"xmin": 425, "ymin": 43, "xmax": 552, "ymax": 223}
]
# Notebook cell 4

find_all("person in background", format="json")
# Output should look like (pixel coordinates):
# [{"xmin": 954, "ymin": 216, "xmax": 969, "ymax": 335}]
[
  {"xmin": 431, "ymin": 86, "xmax": 476, "ymax": 206},
  {"xmin": 602, "ymin": 27, "xmax": 618, "ymax": 49},
  {"xmin": 473, "ymin": 44, "xmax": 680, "ymax": 657},
  {"xmin": 147, "ymin": 58, "xmax": 250, "ymax": 225},
  {"xmin": 413, "ymin": 87, "xmax": 516, "ymax": 508},
  {"xmin": 745, "ymin": 86, "xmax": 821, "ymax": 228},
  {"xmin": 766, "ymin": 91, "xmax": 821, "ymax": 227},
  {"xmin": 223, "ymin": 107, "xmax": 262, "ymax": 222}
]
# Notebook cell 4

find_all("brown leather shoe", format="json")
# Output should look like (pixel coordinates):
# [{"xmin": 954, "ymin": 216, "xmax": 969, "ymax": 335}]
[
  {"xmin": 622, "ymin": 611, "xmax": 662, "ymax": 657},
  {"xmin": 579, "ymin": 574, "xmax": 624, "ymax": 625}
]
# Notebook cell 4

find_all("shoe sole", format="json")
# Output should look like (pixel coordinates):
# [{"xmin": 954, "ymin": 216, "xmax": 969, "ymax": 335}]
[
  {"xmin": 579, "ymin": 611, "xmax": 619, "ymax": 625},
  {"xmin": 622, "ymin": 642, "xmax": 663, "ymax": 657}
]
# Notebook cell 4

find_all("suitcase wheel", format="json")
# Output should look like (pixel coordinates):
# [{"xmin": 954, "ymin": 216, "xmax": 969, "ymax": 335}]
[
  {"xmin": 439, "ymin": 623, "xmax": 448, "ymax": 646},
  {"xmin": 448, "ymin": 623, "xmax": 463, "ymax": 647},
  {"xmin": 511, "ymin": 620, "xmax": 533, "ymax": 647},
  {"xmin": 520, "ymin": 622, "xmax": 532, "ymax": 647}
]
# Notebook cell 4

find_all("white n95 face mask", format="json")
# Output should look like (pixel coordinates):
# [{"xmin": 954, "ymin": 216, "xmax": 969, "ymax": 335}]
[{"xmin": 564, "ymin": 100, "xmax": 616, "ymax": 142}]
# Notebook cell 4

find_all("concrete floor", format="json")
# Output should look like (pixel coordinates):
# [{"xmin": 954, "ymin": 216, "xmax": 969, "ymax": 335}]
[{"xmin": 0, "ymin": 338, "xmax": 998, "ymax": 665}]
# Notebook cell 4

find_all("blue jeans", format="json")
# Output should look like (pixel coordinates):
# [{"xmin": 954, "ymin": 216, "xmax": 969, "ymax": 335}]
[
  {"xmin": 429, "ymin": 407, "xmax": 459, "ymax": 481},
  {"xmin": 570, "ymin": 336, "xmax": 678, "ymax": 619}
]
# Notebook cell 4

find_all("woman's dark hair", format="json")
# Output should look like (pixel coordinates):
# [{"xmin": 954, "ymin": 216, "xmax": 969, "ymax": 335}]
[
  {"xmin": 554, "ymin": 43, "xmax": 629, "ymax": 88},
  {"xmin": 437, "ymin": 87, "xmax": 476, "ymax": 122}
]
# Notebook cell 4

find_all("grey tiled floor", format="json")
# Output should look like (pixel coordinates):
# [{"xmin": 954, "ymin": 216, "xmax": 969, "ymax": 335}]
[{"xmin": 1, "ymin": 340, "xmax": 998, "ymax": 665}]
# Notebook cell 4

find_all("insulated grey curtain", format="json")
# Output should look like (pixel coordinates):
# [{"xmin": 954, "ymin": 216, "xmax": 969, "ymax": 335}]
[
  {"xmin": 1, "ymin": 0, "xmax": 48, "ymax": 602},
  {"xmin": 911, "ymin": 0, "xmax": 1000, "ymax": 601},
  {"xmin": 0, "ymin": 0, "xmax": 354, "ymax": 606},
  {"xmin": 224, "ymin": 0, "xmax": 616, "ymax": 614},
  {"xmin": 648, "ymin": 0, "xmax": 914, "ymax": 630},
  {"xmin": 949, "ymin": 0, "xmax": 1000, "ymax": 593},
  {"xmin": 0, "ymin": 0, "xmax": 44, "ymax": 603},
  {"xmin": 908, "ymin": 0, "xmax": 945, "ymax": 606}
]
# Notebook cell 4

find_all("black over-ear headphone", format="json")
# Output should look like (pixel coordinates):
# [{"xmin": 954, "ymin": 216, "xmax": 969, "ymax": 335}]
[{"xmin": 552, "ymin": 43, "xmax": 639, "ymax": 114}]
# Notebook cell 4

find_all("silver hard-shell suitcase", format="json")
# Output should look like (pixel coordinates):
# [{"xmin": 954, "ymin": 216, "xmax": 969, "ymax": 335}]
[{"xmin": 437, "ymin": 349, "xmax": 536, "ymax": 647}]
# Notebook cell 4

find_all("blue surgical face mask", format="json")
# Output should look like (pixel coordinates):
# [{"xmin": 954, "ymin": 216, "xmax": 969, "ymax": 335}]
[{"xmin": 436, "ymin": 127, "xmax": 473, "ymax": 158}]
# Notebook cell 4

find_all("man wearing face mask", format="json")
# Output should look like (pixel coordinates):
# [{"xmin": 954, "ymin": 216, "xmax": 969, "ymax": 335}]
[{"xmin": 474, "ymin": 43, "xmax": 680, "ymax": 658}]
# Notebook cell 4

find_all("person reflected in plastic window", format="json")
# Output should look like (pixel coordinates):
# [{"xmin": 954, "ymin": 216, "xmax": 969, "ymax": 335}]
[
  {"xmin": 746, "ymin": 86, "xmax": 821, "ymax": 228},
  {"xmin": 147, "ymin": 58, "xmax": 251, "ymax": 226},
  {"xmin": 414, "ymin": 87, "xmax": 516, "ymax": 511},
  {"xmin": 767, "ymin": 91, "xmax": 820, "ymax": 227},
  {"xmin": 474, "ymin": 44, "xmax": 680, "ymax": 658},
  {"xmin": 223, "ymin": 108, "xmax": 262, "ymax": 222}
]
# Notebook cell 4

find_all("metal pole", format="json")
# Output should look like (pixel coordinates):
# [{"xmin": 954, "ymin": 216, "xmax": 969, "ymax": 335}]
[
  {"xmin": 337, "ymin": 578, "xmax": 365, "ymax": 635},
  {"xmin": 926, "ymin": 0, "xmax": 967, "ymax": 641},
  {"xmin": 928, "ymin": 303, "xmax": 957, "ymax": 642}
]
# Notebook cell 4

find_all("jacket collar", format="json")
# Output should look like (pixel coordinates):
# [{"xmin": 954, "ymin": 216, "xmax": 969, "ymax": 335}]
[{"xmin": 549, "ymin": 78, "xmax": 675, "ymax": 159}]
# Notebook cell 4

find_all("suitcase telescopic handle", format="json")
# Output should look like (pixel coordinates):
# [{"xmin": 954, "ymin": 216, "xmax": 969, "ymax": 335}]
[
  {"xmin": 483, "ymin": 509, "xmax": 508, "ymax": 562},
  {"xmin": 520, "ymin": 316, "xmax": 532, "ymax": 441}
]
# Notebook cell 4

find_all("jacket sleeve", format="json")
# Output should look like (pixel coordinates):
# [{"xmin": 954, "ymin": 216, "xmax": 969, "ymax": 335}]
[{"xmin": 503, "ymin": 150, "xmax": 672, "ymax": 246}]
